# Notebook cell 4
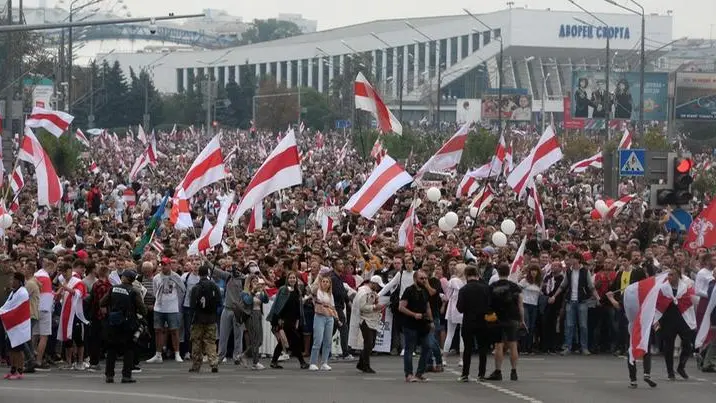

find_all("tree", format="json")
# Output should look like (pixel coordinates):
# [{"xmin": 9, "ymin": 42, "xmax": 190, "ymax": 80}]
[
  {"xmin": 562, "ymin": 135, "xmax": 600, "ymax": 161},
  {"xmin": 35, "ymin": 129, "xmax": 81, "ymax": 178},
  {"xmin": 329, "ymin": 53, "xmax": 374, "ymax": 120},
  {"xmin": 254, "ymin": 76, "xmax": 298, "ymax": 131},
  {"xmin": 94, "ymin": 61, "xmax": 130, "ymax": 129},
  {"xmin": 126, "ymin": 68, "xmax": 163, "ymax": 128},
  {"xmin": 301, "ymin": 87, "xmax": 336, "ymax": 131},
  {"xmin": 240, "ymin": 19, "xmax": 303, "ymax": 45},
  {"xmin": 639, "ymin": 128, "xmax": 670, "ymax": 151}
]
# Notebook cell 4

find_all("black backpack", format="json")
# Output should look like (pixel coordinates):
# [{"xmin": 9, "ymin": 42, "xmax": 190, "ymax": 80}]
[{"xmin": 194, "ymin": 281, "xmax": 219, "ymax": 315}]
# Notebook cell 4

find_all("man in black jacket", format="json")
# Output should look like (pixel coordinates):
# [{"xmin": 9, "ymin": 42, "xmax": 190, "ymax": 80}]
[
  {"xmin": 189, "ymin": 265, "xmax": 221, "ymax": 373},
  {"xmin": 456, "ymin": 264, "xmax": 491, "ymax": 381},
  {"xmin": 331, "ymin": 257, "xmax": 351, "ymax": 359}
]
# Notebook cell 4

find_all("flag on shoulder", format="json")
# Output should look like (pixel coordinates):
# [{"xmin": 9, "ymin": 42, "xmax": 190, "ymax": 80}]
[{"xmin": 0, "ymin": 286, "xmax": 31, "ymax": 348}]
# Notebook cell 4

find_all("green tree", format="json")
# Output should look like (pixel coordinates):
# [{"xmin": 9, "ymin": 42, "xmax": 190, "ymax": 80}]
[
  {"xmin": 562, "ymin": 135, "xmax": 600, "ymax": 161},
  {"xmin": 301, "ymin": 87, "xmax": 335, "ymax": 131},
  {"xmin": 35, "ymin": 129, "xmax": 81, "ymax": 178},
  {"xmin": 639, "ymin": 128, "xmax": 670, "ymax": 151},
  {"xmin": 126, "ymin": 68, "xmax": 163, "ymax": 128},
  {"xmin": 254, "ymin": 75, "xmax": 298, "ymax": 131},
  {"xmin": 95, "ymin": 61, "xmax": 129, "ymax": 129},
  {"xmin": 240, "ymin": 19, "xmax": 303, "ymax": 45}
]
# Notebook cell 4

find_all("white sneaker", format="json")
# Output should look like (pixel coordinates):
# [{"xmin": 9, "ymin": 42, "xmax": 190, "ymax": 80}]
[
  {"xmin": 400, "ymin": 349, "xmax": 405, "ymax": 357},
  {"xmin": 73, "ymin": 362, "xmax": 85, "ymax": 371},
  {"xmin": 278, "ymin": 353, "xmax": 290, "ymax": 362},
  {"xmin": 343, "ymin": 354, "xmax": 355, "ymax": 361},
  {"xmin": 308, "ymin": 364, "xmax": 319, "ymax": 371},
  {"xmin": 252, "ymin": 363, "xmax": 265, "ymax": 370},
  {"xmin": 320, "ymin": 363, "xmax": 332, "ymax": 371},
  {"xmin": 175, "ymin": 352, "xmax": 183, "ymax": 363},
  {"xmin": 203, "ymin": 356, "xmax": 208, "ymax": 363},
  {"xmin": 183, "ymin": 352, "xmax": 191, "ymax": 361},
  {"xmin": 146, "ymin": 354, "xmax": 163, "ymax": 364},
  {"xmin": 458, "ymin": 360, "xmax": 463, "ymax": 368},
  {"xmin": 221, "ymin": 358, "xmax": 227, "ymax": 363}
]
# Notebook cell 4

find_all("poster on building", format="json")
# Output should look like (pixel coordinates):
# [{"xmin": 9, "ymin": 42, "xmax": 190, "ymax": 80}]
[
  {"xmin": 23, "ymin": 78, "xmax": 54, "ymax": 109},
  {"xmin": 481, "ymin": 89, "xmax": 533, "ymax": 121},
  {"xmin": 675, "ymin": 72, "xmax": 716, "ymax": 121},
  {"xmin": 455, "ymin": 99, "xmax": 482, "ymax": 123},
  {"xmin": 570, "ymin": 71, "xmax": 668, "ymax": 121}
]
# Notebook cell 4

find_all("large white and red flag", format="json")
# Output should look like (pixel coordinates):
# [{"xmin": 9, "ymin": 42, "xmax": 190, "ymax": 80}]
[
  {"xmin": 57, "ymin": 273, "xmax": 88, "ymax": 341},
  {"xmin": 123, "ymin": 188, "xmax": 136, "ymax": 208},
  {"xmin": 507, "ymin": 126, "xmax": 563, "ymax": 199},
  {"xmin": 128, "ymin": 142, "xmax": 158, "ymax": 180},
  {"xmin": 321, "ymin": 214, "xmax": 336, "ymax": 240},
  {"xmin": 684, "ymin": 197, "xmax": 716, "ymax": 252},
  {"xmin": 471, "ymin": 185, "xmax": 494, "ymax": 217},
  {"xmin": 188, "ymin": 193, "xmax": 233, "ymax": 255},
  {"xmin": 137, "ymin": 124, "xmax": 148, "ymax": 145},
  {"xmin": 504, "ymin": 141, "xmax": 514, "ymax": 176},
  {"xmin": 624, "ymin": 273, "xmax": 668, "ymax": 363},
  {"xmin": 29, "ymin": 211, "xmax": 39, "ymax": 236},
  {"xmin": 526, "ymin": 184, "xmax": 546, "ymax": 235},
  {"xmin": 344, "ymin": 155, "xmax": 413, "ymax": 219},
  {"xmin": 509, "ymin": 236, "xmax": 527, "ymax": 279},
  {"xmin": 370, "ymin": 138, "xmax": 387, "ymax": 164},
  {"xmin": 89, "ymin": 161, "xmax": 100, "ymax": 175},
  {"xmin": 570, "ymin": 151, "xmax": 603, "ymax": 173},
  {"xmin": 232, "ymin": 130, "xmax": 302, "ymax": 225},
  {"xmin": 605, "ymin": 193, "xmax": 637, "ymax": 219},
  {"xmin": 75, "ymin": 128, "xmax": 90, "ymax": 147},
  {"xmin": 176, "ymin": 134, "xmax": 226, "ymax": 199},
  {"xmin": 34, "ymin": 269, "xmax": 54, "ymax": 313},
  {"xmin": 0, "ymin": 286, "xmax": 31, "ymax": 348},
  {"xmin": 354, "ymin": 72, "xmax": 402, "ymax": 135},
  {"xmin": 18, "ymin": 127, "xmax": 63, "ymax": 206},
  {"xmin": 696, "ymin": 284, "xmax": 716, "ymax": 349},
  {"xmin": 415, "ymin": 123, "xmax": 470, "ymax": 180},
  {"xmin": 398, "ymin": 199, "xmax": 420, "ymax": 251},
  {"xmin": 9, "ymin": 165, "xmax": 24, "ymax": 194},
  {"xmin": 25, "ymin": 107, "xmax": 74, "ymax": 138},
  {"xmin": 246, "ymin": 203, "xmax": 263, "ymax": 234},
  {"xmin": 619, "ymin": 126, "xmax": 633, "ymax": 150},
  {"xmin": 170, "ymin": 197, "xmax": 193, "ymax": 230}
]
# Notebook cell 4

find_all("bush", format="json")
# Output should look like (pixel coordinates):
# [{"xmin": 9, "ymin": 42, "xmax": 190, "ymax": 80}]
[{"xmin": 562, "ymin": 135, "xmax": 599, "ymax": 161}]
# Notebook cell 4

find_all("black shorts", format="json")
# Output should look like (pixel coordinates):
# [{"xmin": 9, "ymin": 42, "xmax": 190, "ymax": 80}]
[
  {"xmin": 64, "ymin": 319, "xmax": 85, "ymax": 348},
  {"xmin": 495, "ymin": 320, "xmax": 519, "ymax": 343}
]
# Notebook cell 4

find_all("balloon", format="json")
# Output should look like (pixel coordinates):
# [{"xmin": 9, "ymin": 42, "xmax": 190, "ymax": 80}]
[
  {"xmin": 595, "ymin": 200, "xmax": 609, "ymax": 217},
  {"xmin": 438, "ymin": 217, "xmax": 451, "ymax": 232},
  {"xmin": 492, "ymin": 231, "xmax": 507, "ymax": 247},
  {"xmin": 426, "ymin": 187, "xmax": 441, "ymax": 203},
  {"xmin": 500, "ymin": 219, "xmax": 516, "ymax": 235},
  {"xmin": 536, "ymin": 174, "xmax": 543, "ymax": 183},
  {"xmin": 590, "ymin": 209, "xmax": 601, "ymax": 220},
  {"xmin": 469, "ymin": 206, "xmax": 479, "ymax": 218},
  {"xmin": 0, "ymin": 214, "xmax": 12, "ymax": 229},
  {"xmin": 444, "ymin": 212, "xmax": 459, "ymax": 228}
]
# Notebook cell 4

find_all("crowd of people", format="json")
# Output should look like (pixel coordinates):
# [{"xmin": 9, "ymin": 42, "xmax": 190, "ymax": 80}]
[{"xmin": 1, "ymin": 120, "xmax": 715, "ymax": 390}]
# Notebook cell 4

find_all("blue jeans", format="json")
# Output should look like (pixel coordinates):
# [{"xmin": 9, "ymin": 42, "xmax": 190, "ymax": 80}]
[
  {"xmin": 564, "ymin": 301, "xmax": 589, "ymax": 351},
  {"xmin": 428, "ymin": 316, "xmax": 443, "ymax": 366},
  {"xmin": 310, "ymin": 314, "xmax": 334, "ymax": 365},
  {"xmin": 403, "ymin": 327, "xmax": 430, "ymax": 377},
  {"xmin": 521, "ymin": 304, "xmax": 538, "ymax": 353}
]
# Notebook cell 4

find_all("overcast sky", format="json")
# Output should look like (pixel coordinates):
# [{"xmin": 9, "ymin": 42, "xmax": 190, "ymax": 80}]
[{"xmin": 34, "ymin": 0, "xmax": 715, "ymax": 39}]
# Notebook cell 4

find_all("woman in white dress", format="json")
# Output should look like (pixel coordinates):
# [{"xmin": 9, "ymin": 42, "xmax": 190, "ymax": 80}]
[{"xmin": 443, "ymin": 263, "xmax": 466, "ymax": 365}]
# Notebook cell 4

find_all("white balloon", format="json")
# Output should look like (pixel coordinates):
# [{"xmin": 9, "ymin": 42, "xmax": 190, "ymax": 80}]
[
  {"xmin": 426, "ymin": 187, "xmax": 441, "ymax": 203},
  {"xmin": 0, "ymin": 214, "xmax": 12, "ymax": 229},
  {"xmin": 501, "ymin": 219, "xmax": 516, "ymax": 235},
  {"xmin": 438, "ymin": 217, "xmax": 451, "ymax": 232},
  {"xmin": 536, "ymin": 174, "xmax": 543, "ymax": 183},
  {"xmin": 469, "ymin": 206, "xmax": 479, "ymax": 218},
  {"xmin": 444, "ymin": 211, "xmax": 459, "ymax": 228},
  {"xmin": 595, "ymin": 200, "xmax": 609, "ymax": 216},
  {"xmin": 492, "ymin": 231, "xmax": 507, "ymax": 247}
]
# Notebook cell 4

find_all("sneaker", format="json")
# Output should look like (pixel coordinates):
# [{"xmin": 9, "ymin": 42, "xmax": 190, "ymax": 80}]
[
  {"xmin": 643, "ymin": 375, "xmax": 657, "ymax": 388},
  {"xmin": 8, "ymin": 374, "xmax": 20, "ymax": 380},
  {"xmin": 251, "ymin": 363, "xmax": 265, "ymax": 370},
  {"xmin": 73, "ymin": 363, "xmax": 85, "ymax": 371},
  {"xmin": 24, "ymin": 366, "xmax": 36, "ymax": 374},
  {"xmin": 203, "ymin": 356, "xmax": 208, "ymax": 363},
  {"xmin": 320, "ymin": 363, "xmax": 332, "ymax": 371},
  {"xmin": 458, "ymin": 360, "xmax": 463, "ymax": 367},
  {"xmin": 581, "ymin": 349, "xmax": 591, "ymax": 356},
  {"xmin": 234, "ymin": 357, "xmax": 247, "ymax": 367},
  {"xmin": 308, "ymin": 364, "xmax": 319, "ymax": 371},
  {"xmin": 87, "ymin": 365, "xmax": 102, "ymax": 372},
  {"xmin": 211, "ymin": 367, "xmax": 218, "ymax": 373},
  {"xmin": 35, "ymin": 363, "xmax": 51, "ymax": 372},
  {"xmin": 221, "ymin": 358, "xmax": 227, "ymax": 364},
  {"xmin": 270, "ymin": 362, "xmax": 283, "ymax": 369},
  {"xmin": 3, "ymin": 373, "xmax": 12, "ymax": 380},
  {"xmin": 405, "ymin": 374, "xmax": 417, "ymax": 383},
  {"xmin": 415, "ymin": 374, "xmax": 429, "ymax": 382},
  {"xmin": 121, "ymin": 378, "xmax": 137, "ymax": 384},
  {"xmin": 278, "ymin": 353, "xmax": 290, "ymax": 362},
  {"xmin": 485, "ymin": 370, "xmax": 502, "ymax": 381},
  {"xmin": 105, "ymin": 377, "xmax": 114, "ymax": 384},
  {"xmin": 363, "ymin": 368, "xmax": 376, "ymax": 374},
  {"xmin": 457, "ymin": 375, "xmax": 469, "ymax": 382},
  {"xmin": 342, "ymin": 354, "xmax": 355, "ymax": 361},
  {"xmin": 183, "ymin": 353, "xmax": 191, "ymax": 361},
  {"xmin": 400, "ymin": 349, "xmax": 405, "ymax": 357},
  {"xmin": 146, "ymin": 354, "xmax": 163, "ymax": 364},
  {"xmin": 300, "ymin": 362, "xmax": 310, "ymax": 370},
  {"xmin": 560, "ymin": 349, "xmax": 571, "ymax": 356},
  {"xmin": 629, "ymin": 382, "xmax": 637, "ymax": 389},
  {"xmin": 510, "ymin": 369, "xmax": 518, "ymax": 381},
  {"xmin": 58, "ymin": 364, "xmax": 73, "ymax": 371},
  {"xmin": 131, "ymin": 367, "xmax": 142, "ymax": 374},
  {"xmin": 83, "ymin": 362, "xmax": 90, "ymax": 369},
  {"xmin": 677, "ymin": 367, "xmax": 689, "ymax": 380},
  {"xmin": 175, "ymin": 353, "xmax": 183, "ymax": 363}
]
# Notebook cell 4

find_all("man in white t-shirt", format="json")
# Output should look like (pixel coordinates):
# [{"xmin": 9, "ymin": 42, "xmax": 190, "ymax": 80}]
[
  {"xmin": 146, "ymin": 261, "xmax": 186, "ymax": 364},
  {"xmin": 180, "ymin": 257, "xmax": 201, "ymax": 360}
]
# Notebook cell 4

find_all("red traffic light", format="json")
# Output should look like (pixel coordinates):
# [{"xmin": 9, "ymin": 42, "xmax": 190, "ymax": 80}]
[{"xmin": 676, "ymin": 158, "xmax": 693, "ymax": 174}]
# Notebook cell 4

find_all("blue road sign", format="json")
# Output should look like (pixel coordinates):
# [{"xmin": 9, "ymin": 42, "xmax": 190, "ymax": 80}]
[
  {"xmin": 665, "ymin": 208, "xmax": 693, "ymax": 233},
  {"xmin": 335, "ymin": 120, "xmax": 352, "ymax": 129},
  {"xmin": 619, "ymin": 149, "xmax": 646, "ymax": 177}
]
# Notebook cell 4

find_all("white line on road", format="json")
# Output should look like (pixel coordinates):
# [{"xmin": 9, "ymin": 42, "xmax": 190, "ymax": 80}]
[
  {"xmin": 448, "ymin": 369, "xmax": 543, "ymax": 403},
  {"xmin": 0, "ymin": 386, "xmax": 242, "ymax": 403}
]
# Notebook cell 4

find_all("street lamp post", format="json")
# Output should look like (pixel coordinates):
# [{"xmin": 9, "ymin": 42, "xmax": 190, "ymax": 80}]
[
  {"xmin": 67, "ymin": 0, "xmax": 104, "ymax": 118},
  {"xmin": 464, "ymin": 9, "xmax": 504, "ymax": 136},
  {"xmin": 370, "ymin": 32, "xmax": 404, "ymax": 122},
  {"xmin": 605, "ymin": 0, "xmax": 645, "ymax": 135},
  {"xmin": 406, "ymin": 21, "xmax": 443, "ymax": 124},
  {"xmin": 542, "ymin": 72, "xmax": 551, "ymax": 134}
]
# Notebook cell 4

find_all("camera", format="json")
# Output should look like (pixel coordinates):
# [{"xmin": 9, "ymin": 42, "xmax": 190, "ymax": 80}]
[{"xmin": 149, "ymin": 18, "xmax": 157, "ymax": 35}]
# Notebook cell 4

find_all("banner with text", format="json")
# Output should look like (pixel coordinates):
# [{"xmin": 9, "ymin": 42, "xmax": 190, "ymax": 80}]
[{"xmin": 675, "ymin": 72, "xmax": 716, "ymax": 121}]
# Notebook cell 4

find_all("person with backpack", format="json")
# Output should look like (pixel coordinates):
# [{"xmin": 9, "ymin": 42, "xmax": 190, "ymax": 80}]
[
  {"xmin": 189, "ymin": 264, "xmax": 221, "ymax": 373},
  {"xmin": 100, "ymin": 270, "xmax": 146, "ymax": 384}
]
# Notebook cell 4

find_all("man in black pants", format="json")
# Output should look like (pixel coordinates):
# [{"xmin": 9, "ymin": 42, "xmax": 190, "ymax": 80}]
[
  {"xmin": 541, "ymin": 255, "xmax": 564, "ymax": 353},
  {"xmin": 655, "ymin": 268, "xmax": 696, "ymax": 380},
  {"xmin": 456, "ymin": 264, "xmax": 491, "ymax": 382}
]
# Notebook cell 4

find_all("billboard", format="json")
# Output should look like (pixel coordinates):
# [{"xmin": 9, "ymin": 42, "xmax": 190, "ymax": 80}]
[
  {"xmin": 23, "ymin": 77, "xmax": 54, "ymax": 109},
  {"xmin": 455, "ymin": 99, "xmax": 482, "ymax": 124},
  {"xmin": 675, "ymin": 73, "xmax": 716, "ymax": 121},
  {"xmin": 570, "ymin": 71, "xmax": 669, "ymax": 121},
  {"xmin": 481, "ymin": 91, "xmax": 533, "ymax": 121}
]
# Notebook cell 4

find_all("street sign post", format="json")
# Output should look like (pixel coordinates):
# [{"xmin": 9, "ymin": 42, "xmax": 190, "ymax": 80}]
[
  {"xmin": 619, "ymin": 149, "xmax": 646, "ymax": 177},
  {"xmin": 665, "ymin": 208, "xmax": 693, "ymax": 233}
]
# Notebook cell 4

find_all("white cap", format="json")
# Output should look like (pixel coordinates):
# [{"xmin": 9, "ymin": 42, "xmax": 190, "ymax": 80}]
[{"xmin": 369, "ymin": 275, "xmax": 386, "ymax": 288}]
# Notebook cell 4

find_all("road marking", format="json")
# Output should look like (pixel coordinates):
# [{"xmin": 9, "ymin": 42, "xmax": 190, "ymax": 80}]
[
  {"xmin": 243, "ymin": 375, "xmax": 278, "ymax": 379},
  {"xmin": 543, "ymin": 372, "xmax": 576, "ymax": 376},
  {"xmin": 0, "ymin": 386, "xmax": 241, "ymax": 403},
  {"xmin": 448, "ymin": 369, "xmax": 543, "ymax": 403},
  {"xmin": 363, "ymin": 377, "xmax": 396, "ymax": 381}
]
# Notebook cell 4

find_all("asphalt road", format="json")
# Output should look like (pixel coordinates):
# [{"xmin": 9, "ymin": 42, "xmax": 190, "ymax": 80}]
[{"xmin": 1, "ymin": 354, "xmax": 715, "ymax": 403}]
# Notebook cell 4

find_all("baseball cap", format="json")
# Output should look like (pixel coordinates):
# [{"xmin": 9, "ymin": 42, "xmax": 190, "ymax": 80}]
[
  {"xmin": 369, "ymin": 275, "xmax": 386, "ymax": 288},
  {"xmin": 121, "ymin": 270, "xmax": 138, "ymax": 281},
  {"xmin": 76, "ymin": 250, "xmax": 89, "ymax": 260}
]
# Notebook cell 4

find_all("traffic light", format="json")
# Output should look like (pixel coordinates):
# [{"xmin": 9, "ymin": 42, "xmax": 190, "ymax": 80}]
[{"xmin": 653, "ymin": 154, "xmax": 693, "ymax": 207}]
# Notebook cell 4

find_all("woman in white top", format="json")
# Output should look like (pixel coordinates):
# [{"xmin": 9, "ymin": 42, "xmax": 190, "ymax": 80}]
[
  {"xmin": 309, "ymin": 275, "xmax": 340, "ymax": 371},
  {"xmin": 518, "ymin": 264, "xmax": 543, "ymax": 354},
  {"xmin": 443, "ymin": 264, "xmax": 466, "ymax": 362}
]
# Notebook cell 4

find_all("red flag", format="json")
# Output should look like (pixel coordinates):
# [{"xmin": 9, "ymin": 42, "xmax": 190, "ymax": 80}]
[{"xmin": 685, "ymin": 198, "xmax": 716, "ymax": 251}]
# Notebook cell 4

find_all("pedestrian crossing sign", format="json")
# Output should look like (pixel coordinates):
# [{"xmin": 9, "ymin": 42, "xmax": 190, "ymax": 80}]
[{"xmin": 619, "ymin": 149, "xmax": 646, "ymax": 177}]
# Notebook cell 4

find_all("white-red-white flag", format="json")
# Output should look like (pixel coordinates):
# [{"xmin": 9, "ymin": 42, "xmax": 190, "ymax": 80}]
[
  {"xmin": 25, "ymin": 107, "xmax": 74, "ymax": 138},
  {"xmin": 605, "ymin": 193, "xmax": 637, "ymax": 219},
  {"xmin": 137, "ymin": 124, "xmax": 148, "ymax": 145},
  {"xmin": 624, "ymin": 273, "xmax": 669, "ymax": 363},
  {"xmin": 129, "ymin": 142, "xmax": 158, "ymax": 181},
  {"xmin": 188, "ymin": 193, "xmax": 233, "ymax": 255},
  {"xmin": 337, "ymin": 141, "xmax": 349, "ymax": 165},
  {"xmin": 89, "ymin": 161, "xmax": 99, "ymax": 175},
  {"xmin": 398, "ymin": 199, "xmax": 420, "ymax": 251},
  {"xmin": 0, "ymin": 286, "xmax": 31, "ymax": 348},
  {"xmin": 321, "ymin": 214, "xmax": 335, "ymax": 240},
  {"xmin": 570, "ymin": 152, "xmax": 603, "ymax": 173},
  {"xmin": 75, "ymin": 128, "xmax": 90, "ymax": 147},
  {"xmin": 504, "ymin": 141, "xmax": 514, "ymax": 176},
  {"xmin": 344, "ymin": 155, "xmax": 413, "ymax": 219},
  {"xmin": 507, "ymin": 126, "xmax": 563, "ymax": 199},
  {"xmin": 232, "ymin": 130, "xmax": 302, "ymax": 224},
  {"xmin": 9, "ymin": 165, "xmax": 24, "ymax": 195},
  {"xmin": 696, "ymin": 284, "xmax": 716, "ymax": 349},
  {"xmin": 619, "ymin": 127, "xmax": 633, "ymax": 150},
  {"xmin": 176, "ymin": 134, "xmax": 226, "ymax": 200},
  {"xmin": 18, "ymin": 128, "xmax": 63, "ymax": 206},
  {"xmin": 29, "ymin": 210, "xmax": 39, "ymax": 236},
  {"xmin": 370, "ymin": 138, "xmax": 387, "ymax": 165},
  {"xmin": 526, "ymin": 184, "xmax": 546, "ymax": 235},
  {"xmin": 509, "ymin": 236, "xmax": 527, "ymax": 277},
  {"xmin": 246, "ymin": 203, "xmax": 263, "ymax": 234},
  {"xmin": 471, "ymin": 185, "xmax": 494, "ymax": 217},
  {"xmin": 354, "ymin": 72, "xmax": 402, "ymax": 135},
  {"xmin": 315, "ymin": 130, "xmax": 324, "ymax": 150},
  {"xmin": 415, "ymin": 122, "xmax": 470, "ymax": 180},
  {"xmin": 123, "ymin": 188, "xmax": 136, "ymax": 207}
]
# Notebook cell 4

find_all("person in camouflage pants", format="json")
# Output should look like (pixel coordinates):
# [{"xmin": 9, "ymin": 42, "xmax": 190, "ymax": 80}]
[{"xmin": 189, "ymin": 265, "xmax": 221, "ymax": 373}]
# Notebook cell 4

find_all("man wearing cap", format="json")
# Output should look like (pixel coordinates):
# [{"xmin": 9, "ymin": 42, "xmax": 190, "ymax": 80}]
[
  {"xmin": 349, "ymin": 275, "xmax": 385, "ymax": 374},
  {"xmin": 100, "ymin": 270, "xmax": 146, "ymax": 384}
]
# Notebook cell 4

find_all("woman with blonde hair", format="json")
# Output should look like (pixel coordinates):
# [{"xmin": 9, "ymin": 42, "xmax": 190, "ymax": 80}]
[
  {"xmin": 443, "ymin": 263, "xmax": 466, "ymax": 365},
  {"xmin": 309, "ymin": 275, "xmax": 341, "ymax": 371},
  {"xmin": 241, "ymin": 275, "xmax": 269, "ymax": 370}
]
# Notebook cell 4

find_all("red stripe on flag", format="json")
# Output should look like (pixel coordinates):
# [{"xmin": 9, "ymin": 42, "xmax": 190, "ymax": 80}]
[
  {"xmin": 355, "ymin": 81, "xmax": 392, "ymax": 133},
  {"xmin": 513, "ymin": 136, "xmax": 561, "ymax": 193},
  {"xmin": 1, "ymin": 300, "xmax": 30, "ymax": 330},
  {"xmin": 179, "ymin": 148, "xmax": 224, "ymax": 191},
  {"xmin": 438, "ymin": 135, "xmax": 468, "ymax": 154},
  {"xmin": 350, "ymin": 163, "xmax": 404, "ymax": 214},
  {"xmin": 244, "ymin": 147, "xmax": 300, "ymax": 193},
  {"xmin": 30, "ymin": 113, "xmax": 70, "ymax": 131}
]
